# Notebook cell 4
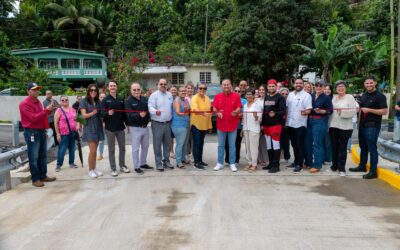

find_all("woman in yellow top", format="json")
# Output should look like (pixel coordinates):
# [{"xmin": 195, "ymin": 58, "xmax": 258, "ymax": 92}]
[{"xmin": 190, "ymin": 83, "xmax": 213, "ymax": 169}]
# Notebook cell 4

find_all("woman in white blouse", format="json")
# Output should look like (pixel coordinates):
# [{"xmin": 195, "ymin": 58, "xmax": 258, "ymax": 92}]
[
  {"xmin": 242, "ymin": 88, "xmax": 263, "ymax": 172},
  {"xmin": 329, "ymin": 80, "xmax": 358, "ymax": 176}
]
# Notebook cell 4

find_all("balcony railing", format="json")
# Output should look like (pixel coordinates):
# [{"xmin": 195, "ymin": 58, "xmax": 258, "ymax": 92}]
[{"xmin": 43, "ymin": 68, "xmax": 105, "ymax": 77}]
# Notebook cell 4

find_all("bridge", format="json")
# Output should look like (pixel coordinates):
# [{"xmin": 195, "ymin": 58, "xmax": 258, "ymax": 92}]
[{"xmin": 1, "ymin": 137, "xmax": 400, "ymax": 249}]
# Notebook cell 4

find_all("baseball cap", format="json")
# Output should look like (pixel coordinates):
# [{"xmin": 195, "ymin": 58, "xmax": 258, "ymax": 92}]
[
  {"xmin": 314, "ymin": 80, "xmax": 326, "ymax": 86},
  {"xmin": 27, "ymin": 82, "xmax": 42, "ymax": 91},
  {"xmin": 267, "ymin": 79, "xmax": 278, "ymax": 85}
]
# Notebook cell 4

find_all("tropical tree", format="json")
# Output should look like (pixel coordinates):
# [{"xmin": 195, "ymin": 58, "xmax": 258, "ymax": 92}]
[
  {"xmin": 46, "ymin": 0, "xmax": 102, "ymax": 49},
  {"xmin": 294, "ymin": 24, "xmax": 366, "ymax": 82}
]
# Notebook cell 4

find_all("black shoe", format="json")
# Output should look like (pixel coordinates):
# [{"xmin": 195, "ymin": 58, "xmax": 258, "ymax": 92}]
[
  {"xmin": 262, "ymin": 164, "xmax": 272, "ymax": 170},
  {"xmin": 330, "ymin": 166, "xmax": 337, "ymax": 172},
  {"xmin": 293, "ymin": 165, "xmax": 302, "ymax": 173},
  {"xmin": 363, "ymin": 172, "xmax": 378, "ymax": 179},
  {"xmin": 157, "ymin": 168, "xmax": 164, "ymax": 172},
  {"xmin": 193, "ymin": 163, "xmax": 205, "ymax": 170},
  {"xmin": 268, "ymin": 167, "xmax": 280, "ymax": 173},
  {"xmin": 286, "ymin": 163, "xmax": 295, "ymax": 169},
  {"xmin": 135, "ymin": 168, "xmax": 144, "ymax": 175},
  {"xmin": 200, "ymin": 161, "xmax": 208, "ymax": 167},
  {"xmin": 140, "ymin": 164, "xmax": 153, "ymax": 170},
  {"xmin": 349, "ymin": 166, "xmax": 367, "ymax": 172}
]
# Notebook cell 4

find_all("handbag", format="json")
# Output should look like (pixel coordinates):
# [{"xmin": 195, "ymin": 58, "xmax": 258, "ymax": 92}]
[{"xmin": 61, "ymin": 108, "xmax": 79, "ymax": 139}]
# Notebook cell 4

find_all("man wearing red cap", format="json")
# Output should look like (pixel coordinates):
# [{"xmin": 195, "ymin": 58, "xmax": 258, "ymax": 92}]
[
  {"xmin": 19, "ymin": 83, "xmax": 57, "ymax": 187},
  {"xmin": 261, "ymin": 79, "xmax": 286, "ymax": 173}
]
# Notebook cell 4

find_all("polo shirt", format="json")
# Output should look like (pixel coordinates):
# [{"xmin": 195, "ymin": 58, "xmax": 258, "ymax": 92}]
[
  {"xmin": 359, "ymin": 90, "xmax": 387, "ymax": 127},
  {"xmin": 100, "ymin": 94, "xmax": 126, "ymax": 132},
  {"xmin": 212, "ymin": 91, "xmax": 242, "ymax": 132},
  {"xmin": 148, "ymin": 90, "xmax": 173, "ymax": 122},
  {"xmin": 19, "ymin": 96, "xmax": 50, "ymax": 129}
]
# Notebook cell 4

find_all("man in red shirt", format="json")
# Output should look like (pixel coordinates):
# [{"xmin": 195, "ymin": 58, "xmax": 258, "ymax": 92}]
[
  {"xmin": 19, "ymin": 83, "xmax": 57, "ymax": 187},
  {"xmin": 212, "ymin": 79, "xmax": 242, "ymax": 172}
]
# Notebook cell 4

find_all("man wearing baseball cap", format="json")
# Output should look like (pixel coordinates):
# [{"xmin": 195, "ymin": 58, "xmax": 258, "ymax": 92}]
[{"xmin": 19, "ymin": 83, "xmax": 57, "ymax": 187}]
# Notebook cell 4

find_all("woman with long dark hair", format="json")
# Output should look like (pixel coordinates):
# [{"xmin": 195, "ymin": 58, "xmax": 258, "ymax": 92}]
[{"xmin": 79, "ymin": 84, "xmax": 105, "ymax": 178}]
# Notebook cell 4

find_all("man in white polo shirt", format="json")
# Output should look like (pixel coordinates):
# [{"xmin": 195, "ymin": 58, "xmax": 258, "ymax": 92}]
[{"xmin": 286, "ymin": 78, "xmax": 312, "ymax": 173}]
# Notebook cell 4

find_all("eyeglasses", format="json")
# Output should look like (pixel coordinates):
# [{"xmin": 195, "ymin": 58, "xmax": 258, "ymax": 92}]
[
  {"xmin": 159, "ymin": 83, "xmax": 167, "ymax": 86},
  {"xmin": 132, "ymin": 89, "xmax": 140, "ymax": 91},
  {"xmin": 235, "ymin": 90, "xmax": 240, "ymax": 92},
  {"xmin": 89, "ymin": 89, "xmax": 97, "ymax": 92},
  {"xmin": 198, "ymin": 87, "xmax": 207, "ymax": 90},
  {"xmin": 61, "ymin": 99, "xmax": 69, "ymax": 102}
]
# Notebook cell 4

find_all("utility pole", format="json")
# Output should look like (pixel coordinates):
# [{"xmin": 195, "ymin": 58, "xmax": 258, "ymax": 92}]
[{"xmin": 390, "ymin": 0, "xmax": 395, "ymax": 112}]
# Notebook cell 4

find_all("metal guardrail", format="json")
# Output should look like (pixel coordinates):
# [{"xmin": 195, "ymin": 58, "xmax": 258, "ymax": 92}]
[
  {"xmin": 0, "ymin": 146, "xmax": 27, "ymax": 191},
  {"xmin": 378, "ymin": 138, "xmax": 400, "ymax": 173}
]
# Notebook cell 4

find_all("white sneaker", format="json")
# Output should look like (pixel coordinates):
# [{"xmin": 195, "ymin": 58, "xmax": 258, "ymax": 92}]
[
  {"xmin": 120, "ymin": 166, "xmax": 131, "ymax": 173},
  {"xmin": 88, "ymin": 170, "xmax": 97, "ymax": 178},
  {"xmin": 214, "ymin": 163, "xmax": 224, "ymax": 171},
  {"xmin": 323, "ymin": 161, "xmax": 332, "ymax": 165},
  {"xmin": 111, "ymin": 170, "xmax": 118, "ymax": 177},
  {"xmin": 94, "ymin": 169, "xmax": 103, "ymax": 176},
  {"xmin": 326, "ymin": 168, "xmax": 333, "ymax": 173},
  {"xmin": 339, "ymin": 171, "xmax": 346, "ymax": 177},
  {"xmin": 230, "ymin": 164, "xmax": 237, "ymax": 172}
]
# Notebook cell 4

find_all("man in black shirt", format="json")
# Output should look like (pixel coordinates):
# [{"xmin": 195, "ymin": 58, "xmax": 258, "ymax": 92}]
[
  {"xmin": 72, "ymin": 96, "xmax": 81, "ymax": 112},
  {"xmin": 125, "ymin": 82, "xmax": 153, "ymax": 175},
  {"xmin": 100, "ymin": 81, "xmax": 130, "ymax": 177},
  {"xmin": 261, "ymin": 79, "xmax": 286, "ymax": 173},
  {"xmin": 350, "ymin": 75, "xmax": 388, "ymax": 179}
]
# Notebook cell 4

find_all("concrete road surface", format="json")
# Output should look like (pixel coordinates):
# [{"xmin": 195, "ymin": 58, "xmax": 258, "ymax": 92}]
[{"xmin": 1, "ymin": 143, "xmax": 400, "ymax": 249}]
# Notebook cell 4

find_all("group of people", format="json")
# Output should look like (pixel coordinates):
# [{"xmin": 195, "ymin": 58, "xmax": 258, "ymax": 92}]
[{"xmin": 19, "ymin": 75, "xmax": 388, "ymax": 187}]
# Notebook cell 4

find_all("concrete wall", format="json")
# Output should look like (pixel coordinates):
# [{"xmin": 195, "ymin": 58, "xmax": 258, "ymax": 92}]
[{"xmin": 0, "ymin": 96, "xmax": 80, "ymax": 121}]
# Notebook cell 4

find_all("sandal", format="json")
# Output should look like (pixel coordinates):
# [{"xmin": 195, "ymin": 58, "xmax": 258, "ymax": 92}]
[
  {"xmin": 249, "ymin": 165, "xmax": 257, "ymax": 172},
  {"xmin": 177, "ymin": 164, "xmax": 186, "ymax": 169}
]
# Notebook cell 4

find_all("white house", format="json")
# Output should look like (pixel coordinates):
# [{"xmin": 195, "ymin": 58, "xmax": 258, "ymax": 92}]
[{"xmin": 139, "ymin": 63, "xmax": 220, "ymax": 89}]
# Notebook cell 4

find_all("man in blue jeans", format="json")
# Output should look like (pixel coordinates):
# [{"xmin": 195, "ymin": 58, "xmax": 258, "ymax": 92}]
[
  {"xmin": 212, "ymin": 79, "xmax": 242, "ymax": 172},
  {"xmin": 350, "ymin": 76, "xmax": 388, "ymax": 179},
  {"xmin": 19, "ymin": 83, "xmax": 57, "ymax": 187}
]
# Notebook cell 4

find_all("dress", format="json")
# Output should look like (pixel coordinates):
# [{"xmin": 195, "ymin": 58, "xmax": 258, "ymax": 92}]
[{"xmin": 79, "ymin": 98, "xmax": 104, "ymax": 142}]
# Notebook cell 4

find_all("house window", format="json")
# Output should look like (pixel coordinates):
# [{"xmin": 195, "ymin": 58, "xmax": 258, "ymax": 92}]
[
  {"xmin": 83, "ymin": 59, "xmax": 101, "ymax": 68},
  {"xmin": 200, "ymin": 72, "xmax": 211, "ymax": 84},
  {"xmin": 38, "ymin": 59, "xmax": 58, "ymax": 69},
  {"xmin": 61, "ymin": 59, "xmax": 80, "ymax": 68},
  {"xmin": 172, "ymin": 73, "xmax": 184, "ymax": 85}
]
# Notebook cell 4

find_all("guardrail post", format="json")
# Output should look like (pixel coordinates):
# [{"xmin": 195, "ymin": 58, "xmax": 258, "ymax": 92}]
[{"xmin": 12, "ymin": 119, "xmax": 19, "ymax": 147}]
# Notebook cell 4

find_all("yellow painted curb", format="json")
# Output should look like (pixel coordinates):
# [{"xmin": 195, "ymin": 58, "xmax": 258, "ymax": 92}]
[{"xmin": 351, "ymin": 144, "xmax": 400, "ymax": 190}]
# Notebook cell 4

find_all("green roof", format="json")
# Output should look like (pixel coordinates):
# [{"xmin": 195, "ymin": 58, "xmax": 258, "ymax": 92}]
[{"xmin": 11, "ymin": 47, "xmax": 106, "ymax": 58}]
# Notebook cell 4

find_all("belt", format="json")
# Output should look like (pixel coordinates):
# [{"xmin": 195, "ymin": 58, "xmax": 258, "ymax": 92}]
[
  {"xmin": 309, "ymin": 116, "xmax": 323, "ymax": 119},
  {"xmin": 152, "ymin": 120, "xmax": 170, "ymax": 124},
  {"xmin": 24, "ymin": 128, "xmax": 46, "ymax": 132}
]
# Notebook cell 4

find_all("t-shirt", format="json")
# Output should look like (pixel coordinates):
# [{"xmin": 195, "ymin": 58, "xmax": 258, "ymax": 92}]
[
  {"xmin": 190, "ymin": 94, "xmax": 212, "ymax": 131},
  {"xmin": 242, "ymin": 101, "xmax": 262, "ymax": 133},
  {"xmin": 261, "ymin": 93, "xmax": 286, "ymax": 127},
  {"xmin": 359, "ymin": 90, "xmax": 387, "ymax": 127},
  {"xmin": 396, "ymin": 101, "xmax": 400, "ymax": 118},
  {"xmin": 212, "ymin": 91, "xmax": 242, "ymax": 132}
]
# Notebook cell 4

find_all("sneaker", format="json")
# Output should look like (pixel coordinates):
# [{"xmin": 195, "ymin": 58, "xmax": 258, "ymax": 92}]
[
  {"xmin": 193, "ymin": 163, "xmax": 205, "ymax": 170},
  {"xmin": 214, "ymin": 163, "xmax": 224, "ymax": 171},
  {"xmin": 268, "ymin": 167, "xmax": 280, "ymax": 173},
  {"xmin": 88, "ymin": 170, "xmax": 97, "ymax": 178},
  {"xmin": 285, "ymin": 159, "xmax": 292, "ymax": 164},
  {"xmin": 69, "ymin": 163, "xmax": 78, "ymax": 168},
  {"xmin": 293, "ymin": 165, "xmax": 302, "ymax": 173},
  {"xmin": 111, "ymin": 170, "xmax": 118, "ymax": 177},
  {"xmin": 94, "ymin": 169, "xmax": 103, "ymax": 176},
  {"xmin": 339, "ymin": 171, "xmax": 346, "ymax": 177},
  {"xmin": 163, "ymin": 161, "xmax": 174, "ymax": 169},
  {"xmin": 134, "ymin": 168, "xmax": 144, "ymax": 175},
  {"xmin": 140, "ymin": 164, "xmax": 153, "ymax": 170},
  {"xmin": 326, "ymin": 168, "xmax": 333, "ymax": 173},
  {"xmin": 120, "ymin": 165, "xmax": 131, "ymax": 173},
  {"xmin": 97, "ymin": 155, "xmax": 103, "ymax": 160},
  {"xmin": 230, "ymin": 164, "xmax": 237, "ymax": 172},
  {"xmin": 323, "ymin": 161, "xmax": 332, "ymax": 165},
  {"xmin": 55, "ymin": 166, "xmax": 61, "ymax": 172},
  {"xmin": 287, "ymin": 163, "xmax": 295, "ymax": 169}
]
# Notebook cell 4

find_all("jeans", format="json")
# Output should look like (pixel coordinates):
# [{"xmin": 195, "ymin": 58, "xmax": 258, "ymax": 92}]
[
  {"xmin": 217, "ymin": 129, "xmax": 237, "ymax": 165},
  {"xmin": 24, "ymin": 129, "xmax": 47, "ymax": 182},
  {"xmin": 280, "ymin": 127, "xmax": 291, "ymax": 161},
  {"xmin": 288, "ymin": 126, "xmax": 306, "ymax": 167},
  {"xmin": 394, "ymin": 117, "xmax": 400, "ymax": 142},
  {"xmin": 191, "ymin": 125, "xmax": 207, "ymax": 164},
  {"xmin": 98, "ymin": 136, "xmax": 107, "ymax": 156},
  {"xmin": 172, "ymin": 127, "xmax": 189, "ymax": 165},
  {"xmin": 304, "ymin": 119, "xmax": 313, "ymax": 166},
  {"xmin": 310, "ymin": 118, "xmax": 328, "ymax": 169},
  {"xmin": 324, "ymin": 132, "xmax": 332, "ymax": 162},
  {"xmin": 225, "ymin": 128, "xmax": 242, "ymax": 163},
  {"xmin": 330, "ymin": 128, "xmax": 352, "ymax": 172},
  {"xmin": 56, "ymin": 133, "xmax": 76, "ymax": 167},
  {"xmin": 347, "ymin": 122, "xmax": 357, "ymax": 151},
  {"xmin": 359, "ymin": 126, "xmax": 381, "ymax": 174}
]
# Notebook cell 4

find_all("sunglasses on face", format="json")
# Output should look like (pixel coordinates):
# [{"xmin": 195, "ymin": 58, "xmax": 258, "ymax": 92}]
[
  {"xmin": 132, "ymin": 89, "xmax": 140, "ymax": 91},
  {"xmin": 61, "ymin": 99, "xmax": 69, "ymax": 102},
  {"xmin": 235, "ymin": 90, "xmax": 240, "ymax": 92},
  {"xmin": 159, "ymin": 83, "xmax": 167, "ymax": 86},
  {"xmin": 89, "ymin": 89, "xmax": 97, "ymax": 92},
  {"xmin": 198, "ymin": 87, "xmax": 207, "ymax": 90}
]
